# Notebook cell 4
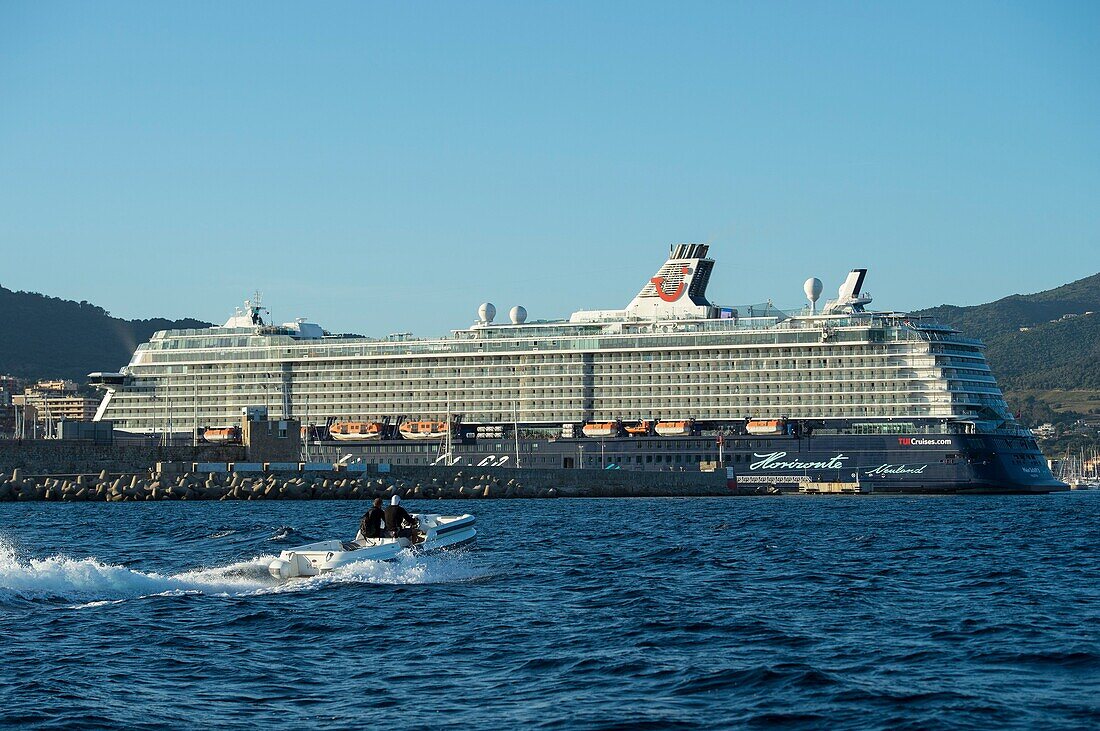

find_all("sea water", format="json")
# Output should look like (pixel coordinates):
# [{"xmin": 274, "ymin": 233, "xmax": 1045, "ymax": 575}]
[{"xmin": 1, "ymin": 495, "xmax": 1097, "ymax": 730}]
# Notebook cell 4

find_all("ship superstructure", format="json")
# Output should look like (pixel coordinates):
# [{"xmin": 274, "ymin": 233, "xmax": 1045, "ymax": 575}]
[{"xmin": 90, "ymin": 246, "xmax": 1063, "ymax": 492}]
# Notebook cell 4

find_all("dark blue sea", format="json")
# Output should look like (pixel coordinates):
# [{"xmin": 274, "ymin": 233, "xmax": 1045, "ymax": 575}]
[{"xmin": 1, "ymin": 494, "xmax": 1098, "ymax": 730}]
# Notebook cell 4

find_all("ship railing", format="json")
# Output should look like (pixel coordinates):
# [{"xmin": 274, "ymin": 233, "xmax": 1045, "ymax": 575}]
[{"xmin": 141, "ymin": 327, "xmax": 942, "ymax": 365}]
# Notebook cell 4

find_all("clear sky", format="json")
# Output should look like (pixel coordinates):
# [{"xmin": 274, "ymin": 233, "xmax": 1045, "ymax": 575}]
[{"xmin": 1, "ymin": 1, "xmax": 1097, "ymax": 335}]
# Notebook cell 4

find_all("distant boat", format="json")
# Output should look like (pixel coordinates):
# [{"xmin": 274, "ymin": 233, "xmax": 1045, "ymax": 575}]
[
  {"xmin": 1061, "ymin": 446, "xmax": 1100, "ymax": 489},
  {"xmin": 624, "ymin": 420, "xmax": 651, "ymax": 436},
  {"xmin": 203, "ymin": 427, "xmax": 240, "ymax": 444},
  {"xmin": 399, "ymin": 421, "xmax": 448, "ymax": 440},
  {"xmin": 582, "ymin": 422, "xmax": 618, "ymax": 438},
  {"xmin": 655, "ymin": 420, "xmax": 692, "ymax": 437},
  {"xmin": 328, "ymin": 421, "xmax": 383, "ymax": 441},
  {"xmin": 747, "ymin": 418, "xmax": 787, "ymax": 436}
]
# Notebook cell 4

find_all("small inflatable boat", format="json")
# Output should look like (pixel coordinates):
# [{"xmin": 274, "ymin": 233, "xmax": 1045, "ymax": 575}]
[{"xmin": 268, "ymin": 513, "xmax": 476, "ymax": 579}]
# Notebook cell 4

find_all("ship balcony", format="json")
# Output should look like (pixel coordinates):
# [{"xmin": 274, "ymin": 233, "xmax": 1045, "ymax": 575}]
[{"xmin": 88, "ymin": 372, "xmax": 128, "ymax": 390}]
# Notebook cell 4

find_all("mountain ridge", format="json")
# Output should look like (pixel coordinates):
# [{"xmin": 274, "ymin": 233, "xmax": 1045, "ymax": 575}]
[
  {"xmin": 912, "ymin": 271, "xmax": 1100, "ymax": 393},
  {"xmin": 0, "ymin": 285, "xmax": 211, "ymax": 384},
  {"xmin": 915, "ymin": 272, "xmax": 1100, "ymax": 342}
]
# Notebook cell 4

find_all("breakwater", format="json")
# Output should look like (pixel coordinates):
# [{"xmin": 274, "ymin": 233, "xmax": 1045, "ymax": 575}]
[
  {"xmin": 0, "ymin": 464, "xmax": 735, "ymax": 501},
  {"xmin": 0, "ymin": 441, "xmax": 245, "ymax": 475}
]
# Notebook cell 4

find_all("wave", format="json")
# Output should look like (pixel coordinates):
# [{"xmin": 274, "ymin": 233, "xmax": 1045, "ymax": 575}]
[
  {"xmin": 269, "ymin": 526, "xmax": 316, "ymax": 542},
  {"xmin": 0, "ymin": 538, "xmax": 278, "ymax": 604},
  {"xmin": 0, "ymin": 537, "xmax": 489, "ymax": 607},
  {"xmin": 325, "ymin": 549, "xmax": 492, "ymax": 586}
]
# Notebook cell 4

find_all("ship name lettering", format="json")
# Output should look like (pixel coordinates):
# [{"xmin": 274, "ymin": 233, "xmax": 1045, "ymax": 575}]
[
  {"xmin": 749, "ymin": 451, "xmax": 848, "ymax": 471},
  {"xmin": 865, "ymin": 463, "xmax": 928, "ymax": 476}
]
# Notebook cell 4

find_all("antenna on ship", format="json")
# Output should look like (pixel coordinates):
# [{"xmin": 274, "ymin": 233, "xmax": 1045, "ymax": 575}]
[
  {"xmin": 442, "ymin": 399, "xmax": 453, "ymax": 465},
  {"xmin": 245, "ymin": 290, "xmax": 269, "ymax": 326},
  {"xmin": 513, "ymin": 399, "xmax": 521, "ymax": 468}
]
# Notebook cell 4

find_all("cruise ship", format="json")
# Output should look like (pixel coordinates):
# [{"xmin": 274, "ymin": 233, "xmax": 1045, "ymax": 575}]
[{"xmin": 90, "ymin": 245, "xmax": 1065, "ymax": 493}]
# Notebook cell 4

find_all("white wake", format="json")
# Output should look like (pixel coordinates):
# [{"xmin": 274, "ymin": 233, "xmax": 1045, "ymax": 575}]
[{"xmin": 0, "ymin": 536, "xmax": 487, "ymax": 606}]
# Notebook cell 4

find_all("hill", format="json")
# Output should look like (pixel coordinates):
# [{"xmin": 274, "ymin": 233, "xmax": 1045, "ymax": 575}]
[
  {"xmin": 916, "ymin": 273, "xmax": 1100, "ymax": 341},
  {"xmin": 914, "ymin": 272, "xmax": 1100, "ymax": 432},
  {"xmin": 983, "ymin": 315, "xmax": 1100, "ymax": 391},
  {"xmin": 0, "ymin": 285, "xmax": 210, "ymax": 384},
  {"xmin": 914, "ymin": 272, "xmax": 1100, "ymax": 393}
]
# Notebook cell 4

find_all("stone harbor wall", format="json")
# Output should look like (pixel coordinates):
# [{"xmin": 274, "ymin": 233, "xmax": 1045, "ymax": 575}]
[
  {"xmin": 389, "ymin": 465, "xmax": 734, "ymax": 497},
  {"xmin": 0, "ymin": 441, "xmax": 244, "ymax": 476},
  {"xmin": 0, "ymin": 464, "xmax": 742, "ymax": 502}
]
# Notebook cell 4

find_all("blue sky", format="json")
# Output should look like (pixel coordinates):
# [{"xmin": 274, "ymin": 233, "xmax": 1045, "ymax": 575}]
[{"xmin": 1, "ymin": 1, "xmax": 1097, "ymax": 335}]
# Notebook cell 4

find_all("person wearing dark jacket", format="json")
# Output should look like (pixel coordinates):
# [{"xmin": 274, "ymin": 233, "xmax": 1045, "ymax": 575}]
[
  {"xmin": 358, "ymin": 498, "xmax": 385, "ymax": 540},
  {"xmin": 384, "ymin": 495, "xmax": 418, "ymax": 540}
]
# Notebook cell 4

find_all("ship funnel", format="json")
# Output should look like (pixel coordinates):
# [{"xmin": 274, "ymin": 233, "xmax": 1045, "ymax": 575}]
[
  {"xmin": 822, "ymin": 269, "xmax": 872, "ymax": 314},
  {"xmin": 624, "ymin": 243, "xmax": 715, "ymax": 319}
]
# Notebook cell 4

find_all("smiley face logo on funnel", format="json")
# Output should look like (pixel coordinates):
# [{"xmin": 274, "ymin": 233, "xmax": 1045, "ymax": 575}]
[{"xmin": 650, "ymin": 266, "xmax": 690, "ymax": 302}]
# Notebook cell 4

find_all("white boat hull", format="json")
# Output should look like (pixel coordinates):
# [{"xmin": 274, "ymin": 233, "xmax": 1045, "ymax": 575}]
[
  {"xmin": 400, "ymin": 431, "xmax": 446, "ymax": 440},
  {"xmin": 268, "ymin": 513, "xmax": 476, "ymax": 579},
  {"xmin": 329, "ymin": 432, "xmax": 382, "ymax": 441}
]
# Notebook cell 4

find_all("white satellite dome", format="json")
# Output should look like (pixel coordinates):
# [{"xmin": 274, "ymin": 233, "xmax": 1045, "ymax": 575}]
[
  {"xmin": 509, "ymin": 305, "xmax": 528, "ymax": 324},
  {"xmin": 477, "ymin": 302, "xmax": 497, "ymax": 324},
  {"xmin": 804, "ymin": 277, "xmax": 823, "ymax": 312},
  {"xmin": 804, "ymin": 277, "xmax": 823, "ymax": 302}
]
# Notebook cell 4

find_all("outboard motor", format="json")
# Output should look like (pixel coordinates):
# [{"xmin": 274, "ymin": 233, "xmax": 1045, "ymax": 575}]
[
  {"xmin": 268, "ymin": 552, "xmax": 313, "ymax": 580},
  {"xmin": 269, "ymin": 557, "xmax": 294, "ymax": 580}
]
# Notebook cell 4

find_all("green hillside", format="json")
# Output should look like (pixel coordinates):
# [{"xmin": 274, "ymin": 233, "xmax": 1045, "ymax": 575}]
[
  {"xmin": 916, "ymin": 272, "xmax": 1100, "ymax": 341},
  {"xmin": 0, "ymin": 285, "xmax": 209, "ymax": 384},
  {"xmin": 984, "ymin": 314, "xmax": 1100, "ymax": 391},
  {"xmin": 914, "ymin": 271, "xmax": 1100, "ymax": 423}
]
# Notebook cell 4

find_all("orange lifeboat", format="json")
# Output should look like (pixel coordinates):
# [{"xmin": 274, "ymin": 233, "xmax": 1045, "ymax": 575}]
[
  {"xmin": 399, "ymin": 421, "xmax": 448, "ymax": 440},
  {"xmin": 655, "ymin": 420, "xmax": 693, "ymax": 437},
  {"xmin": 746, "ymin": 418, "xmax": 786, "ymax": 435},
  {"xmin": 203, "ymin": 427, "xmax": 241, "ymax": 444},
  {"xmin": 329, "ymin": 421, "xmax": 384, "ymax": 441},
  {"xmin": 624, "ymin": 420, "xmax": 651, "ymax": 436},
  {"xmin": 582, "ymin": 422, "xmax": 618, "ymax": 438}
]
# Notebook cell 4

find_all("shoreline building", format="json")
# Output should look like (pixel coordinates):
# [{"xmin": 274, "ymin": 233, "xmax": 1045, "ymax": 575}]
[
  {"xmin": 0, "ymin": 375, "xmax": 17, "ymax": 437},
  {"xmin": 14, "ymin": 379, "xmax": 100, "ymax": 439}
]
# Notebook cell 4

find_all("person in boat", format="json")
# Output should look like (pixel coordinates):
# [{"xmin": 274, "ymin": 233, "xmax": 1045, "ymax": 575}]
[
  {"xmin": 385, "ymin": 494, "xmax": 419, "ymax": 542},
  {"xmin": 357, "ymin": 497, "xmax": 385, "ymax": 541}
]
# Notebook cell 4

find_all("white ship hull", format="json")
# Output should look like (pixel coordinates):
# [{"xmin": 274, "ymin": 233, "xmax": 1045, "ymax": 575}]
[{"xmin": 87, "ymin": 244, "xmax": 1065, "ymax": 491}]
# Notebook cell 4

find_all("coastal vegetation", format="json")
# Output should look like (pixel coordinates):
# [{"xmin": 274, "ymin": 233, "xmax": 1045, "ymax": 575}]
[
  {"xmin": 914, "ymin": 271, "xmax": 1100, "ymax": 423},
  {"xmin": 0, "ymin": 285, "xmax": 208, "ymax": 383}
]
